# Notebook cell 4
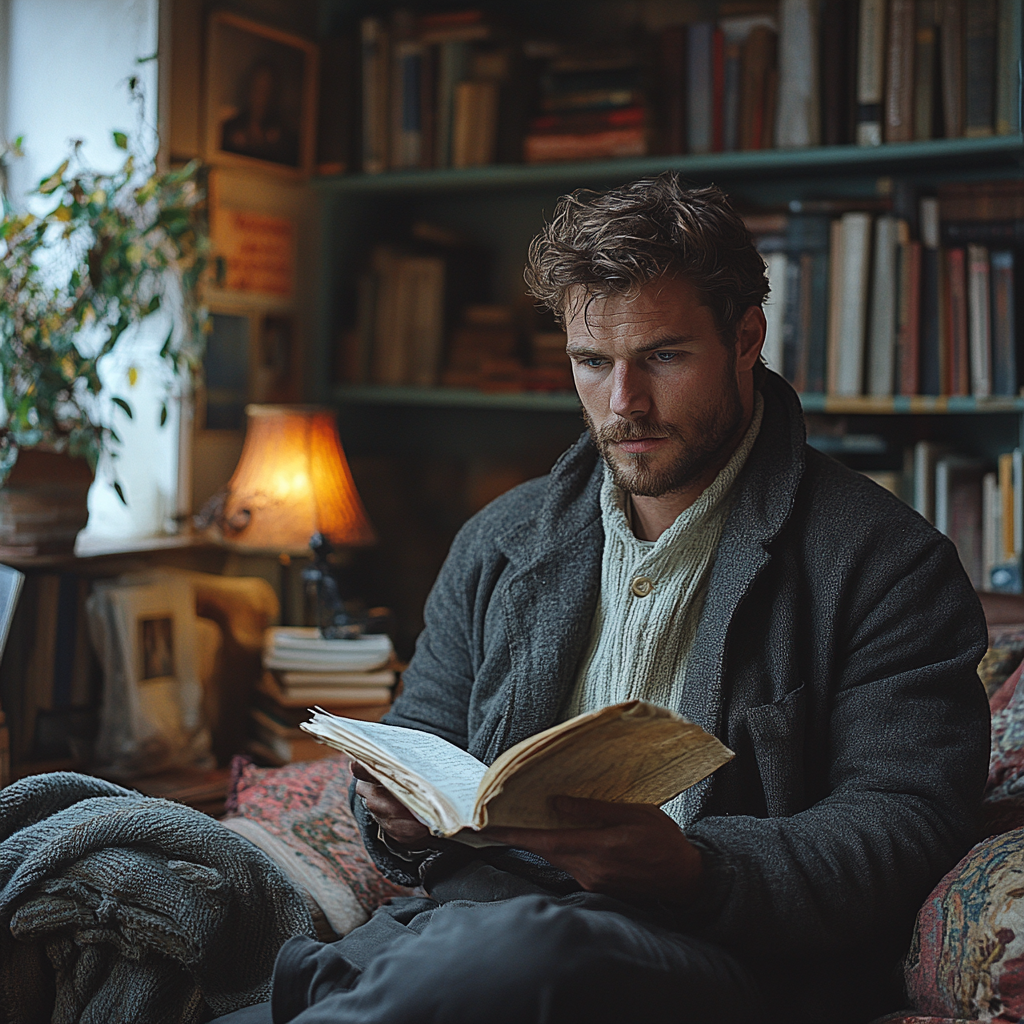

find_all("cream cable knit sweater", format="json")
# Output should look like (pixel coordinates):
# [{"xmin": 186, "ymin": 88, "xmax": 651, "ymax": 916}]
[{"xmin": 561, "ymin": 393, "xmax": 764, "ymax": 826}]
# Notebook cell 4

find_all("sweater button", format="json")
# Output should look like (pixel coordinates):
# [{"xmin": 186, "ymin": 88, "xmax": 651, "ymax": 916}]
[{"xmin": 630, "ymin": 576, "xmax": 654, "ymax": 597}]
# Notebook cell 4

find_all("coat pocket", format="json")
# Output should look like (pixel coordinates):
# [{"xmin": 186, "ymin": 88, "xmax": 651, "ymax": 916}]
[{"xmin": 745, "ymin": 684, "xmax": 807, "ymax": 817}]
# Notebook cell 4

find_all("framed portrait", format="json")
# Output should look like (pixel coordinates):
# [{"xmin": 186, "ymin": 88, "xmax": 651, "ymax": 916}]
[{"xmin": 205, "ymin": 12, "xmax": 319, "ymax": 177}]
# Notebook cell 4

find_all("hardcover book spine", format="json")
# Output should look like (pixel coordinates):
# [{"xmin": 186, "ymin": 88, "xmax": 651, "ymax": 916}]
[
  {"xmin": 868, "ymin": 215, "xmax": 898, "ymax": 396},
  {"xmin": 740, "ymin": 26, "xmax": 778, "ymax": 150},
  {"xmin": 819, "ymin": 0, "xmax": 856, "ymax": 145},
  {"xmin": 687, "ymin": 22, "xmax": 713, "ymax": 154},
  {"xmin": 965, "ymin": 0, "xmax": 997, "ymax": 137},
  {"xmin": 968, "ymin": 243, "xmax": 993, "ymax": 398},
  {"xmin": 826, "ymin": 217, "xmax": 845, "ymax": 394},
  {"xmin": 658, "ymin": 25, "xmax": 687, "ymax": 154},
  {"xmin": 940, "ymin": 0, "xmax": 964, "ymax": 137},
  {"xmin": 856, "ymin": 0, "xmax": 887, "ymax": 145},
  {"xmin": 712, "ymin": 28, "xmax": 726, "ymax": 152},
  {"xmin": 990, "ymin": 250, "xmax": 1017, "ymax": 396},
  {"xmin": 776, "ymin": 0, "xmax": 820, "ymax": 148},
  {"xmin": 946, "ymin": 247, "xmax": 970, "ymax": 396},
  {"xmin": 805, "ymin": 248, "xmax": 830, "ymax": 394},
  {"xmin": 996, "ymin": 0, "xmax": 1023, "ymax": 135},
  {"xmin": 435, "ymin": 40, "xmax": 469, "ymax": 169},
  {"xmin": 762, "ymin": 251, "xmax": 789, "ymax": 375},
  {"xmin": 781, "ymin": 254, "xmax": 802, "ymax": 384},
  {"xmin": 914, "ymin": 0, "xmax": 939, "ymax": 140},
  {"xmin": 361, "ymin": 17, "xmax": 390, "ymax": 174},
  {"xmin": 896, "ymin": 228, "xmax": 922, "ymax": 396},
  {"xmin": 884, "ymin": 0, "xmax": 916, "ymax": 143},
  {"xmin": 919, "ymin": 198, "xmax": 942, "ymax": 395},
  {"xmin": 833, "ymin": 211, "xmax": 872, "ymax": 396},
  {"xmin": 392, "ymin": 39, "xmax": 424, "ymax": 170},
  {"xmin": 723, "ymin": 41, "xmax": 741, "ymax": 151}
]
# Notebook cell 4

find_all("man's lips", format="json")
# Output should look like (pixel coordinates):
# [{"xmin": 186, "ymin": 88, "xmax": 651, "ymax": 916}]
[{"xmin": 613, "ymin": 437, "xmax": 669, "ymax": 454}]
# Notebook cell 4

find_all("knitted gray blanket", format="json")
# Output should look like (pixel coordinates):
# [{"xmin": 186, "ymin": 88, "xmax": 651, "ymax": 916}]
[{"xmin": 0, "ymin": 772, "xmax": 314, "ymax": 1024}]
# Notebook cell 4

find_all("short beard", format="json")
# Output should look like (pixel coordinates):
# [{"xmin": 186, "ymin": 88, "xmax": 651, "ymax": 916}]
[{"xmin": 584, "ymin": 373, "xmax": 745, "ymax": 499}]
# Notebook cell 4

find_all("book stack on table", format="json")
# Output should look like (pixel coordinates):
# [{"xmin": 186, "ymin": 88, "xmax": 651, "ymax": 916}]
[{"xmin": 251, "ymin": 628, "xmax": 398, "ymax": 765}]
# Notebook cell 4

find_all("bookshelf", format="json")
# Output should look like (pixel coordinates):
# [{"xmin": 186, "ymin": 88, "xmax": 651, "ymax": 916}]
[{"xmin": 310, "ymin": 0, "xmax": 1024, "ymax": 650}]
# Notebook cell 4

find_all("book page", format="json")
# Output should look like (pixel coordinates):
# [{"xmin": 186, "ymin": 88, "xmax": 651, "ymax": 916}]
[
  {"xmin": 476, "ymin": 702, "xmax": 733, "ymax": 830},
  {"xmin": 301, "ymin": 713, "xmax": 487, "ymax": 832}
]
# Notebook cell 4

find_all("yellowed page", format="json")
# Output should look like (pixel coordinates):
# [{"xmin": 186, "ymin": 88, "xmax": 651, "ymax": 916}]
[{"xmin": 473, "ymin": 702, "xmax": 733, "ymax": 830}]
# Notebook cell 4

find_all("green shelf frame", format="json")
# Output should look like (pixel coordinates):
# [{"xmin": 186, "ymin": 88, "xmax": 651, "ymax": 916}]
[
  {"xmin": 333, "ymin": 385, "xmax": 1024, "ymax": 415},
  {"xmin": 314, "ymin": 135, "xmax": 1024, "ymax": 195}
]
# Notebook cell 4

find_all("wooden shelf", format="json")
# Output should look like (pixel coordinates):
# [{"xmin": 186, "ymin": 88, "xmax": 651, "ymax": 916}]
[
  {"xmin": 333, "ymin": 385, "xmax": 1024, "ymax": 415},
  {"xmin": 314, "ymin": 135, "xmax": 1024, "ymax": 195}
]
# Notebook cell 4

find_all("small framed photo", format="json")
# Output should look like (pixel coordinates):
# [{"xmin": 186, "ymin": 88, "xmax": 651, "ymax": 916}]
[{"xmin": 204, "ymin": 11, "xmax": 318, "ymax": 177}]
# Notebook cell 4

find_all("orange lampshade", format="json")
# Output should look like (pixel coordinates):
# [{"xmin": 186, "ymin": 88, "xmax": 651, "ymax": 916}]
[{"xmin": 220, "ymin": 405, "xmax": 375, "ymax": 553}]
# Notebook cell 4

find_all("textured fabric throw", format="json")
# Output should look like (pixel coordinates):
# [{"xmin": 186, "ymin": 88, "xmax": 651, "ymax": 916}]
[
  {"xmin": 562, "ymin": 393, "xmax": 763, "ymax": 826},
  {"xmin": 0, "ymin": 772, "xmax": 314, "ymax": 1024}
]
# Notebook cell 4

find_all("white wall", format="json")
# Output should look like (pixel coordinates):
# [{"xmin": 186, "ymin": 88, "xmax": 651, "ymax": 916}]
[{"xmin": 4, "ymin": 0, "xmax": 181, "ymax": 538}]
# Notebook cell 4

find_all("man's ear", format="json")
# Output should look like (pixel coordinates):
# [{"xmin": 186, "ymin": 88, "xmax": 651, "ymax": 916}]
[{"xmin": 734, "ymin": 305, "xmax": 766, "ymax": 372}]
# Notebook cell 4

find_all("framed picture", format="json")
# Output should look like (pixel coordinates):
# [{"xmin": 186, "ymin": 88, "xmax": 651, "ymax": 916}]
[
  {"xmin": 204, "ymin": 12, "xmax": 318, "ymax": 177},
  {"xmin": 91, "ymin": 577, "xmax": 210, "ymax": 774}
]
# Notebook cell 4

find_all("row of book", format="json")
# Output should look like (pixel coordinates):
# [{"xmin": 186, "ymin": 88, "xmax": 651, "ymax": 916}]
[
  {"xmin": 662, "ymin": 0, "xmax": 1022, "ymax": 157},
  {"xmin": 344, "ymin": 240, "xmax": 573, "ymax": 392},
  {"xmin": 882, "ymin": 442, "xmax": 1024, "ymax": 592},
  {"xmin": 320, "ymin": 2, "xmax": 1023, "ymax": 176},
  {"xmin": 756, "ymin": 182, "xmax": 1021, "ymax": 398},
  {"xmin": 252, "ymin": 628, "xmax": 396, "ymax": 765}
]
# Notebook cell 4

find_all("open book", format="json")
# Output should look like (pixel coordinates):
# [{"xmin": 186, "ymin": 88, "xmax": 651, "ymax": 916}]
[{"xmin": 301, "ymin": 701, "xmax": 734, "ymax": 844}]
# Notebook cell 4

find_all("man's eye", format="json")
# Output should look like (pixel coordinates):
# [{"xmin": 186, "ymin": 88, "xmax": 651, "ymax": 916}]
[
  {"xmin": 581, "ymin": 358, "xmax": 606, "ymax": 368},
  {"xmin": 653, "ymin": 351, "xmax": 678, "ymax": 362}
]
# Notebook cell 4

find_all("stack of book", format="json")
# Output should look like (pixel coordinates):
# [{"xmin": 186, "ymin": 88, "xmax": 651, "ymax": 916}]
[
  {"xmin": 524, "ymin": 46, "xmax": 647, "ymax": 164},
  {"xmin": 441, "ymin": 305, "xmax": 524, "ymax": 390},
  {"xmin": 251, "ymin": 629, "xmax": 397, "ymax": 765},
  {"xmin": 751, "ymin": 182, "xmax": 1021, "ymax": 400}
]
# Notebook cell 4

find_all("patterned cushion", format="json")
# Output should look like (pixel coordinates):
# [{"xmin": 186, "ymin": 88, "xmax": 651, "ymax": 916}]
[
  {"xmin": 222, "ymin": 756, "xmax": 411, "ymax": 939},
  {"xmin": 988, "ymin": 661, "xmax": 1024, "ymax": 803},
  {"xmin": 905, "ymin": 827, "xmax": 1024, "ymax": 1022}
]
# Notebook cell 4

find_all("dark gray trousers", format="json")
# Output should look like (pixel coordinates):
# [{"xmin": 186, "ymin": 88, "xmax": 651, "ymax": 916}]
[{"xmin": 212, "ymin": 860, "xmax": 764, "ymax": 1024}]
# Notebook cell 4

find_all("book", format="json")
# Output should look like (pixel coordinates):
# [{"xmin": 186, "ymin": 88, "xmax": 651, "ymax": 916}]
[
  {"xmin": 914, "ymin": 1, "xmax": 939, "ymax": 140},
  {"xmin": 264, "ymin": 628, "xmax": 394, "ymax": 671},
  {"xmin": 723, "ymin": 40, "xmax": 742, "ymax": 151},
  {"xmin": 391, "ymin": 19, "xmax": 424, "ymax": 170},
  {"xmin": 687, "ymin": 21, "xmax": 714, "ymax": 154},
  {"xmin": 946, "ymin": 247, "xmax": 970, "ymax": 396},
  {"xmin": 739, "ymin": 25, "xmax": 778, "ymax": 150},
  {"xmin": 775, "ymin": 0, "xmax": 820, "ymax": 149},
  {"xmin": 940, "ymin": 0, "xmax": 964, "ymax": 138},
  {"xmin": 301, "ymin": 700, "xmax": 734, "ymax": 842},
  {"xmin": 884, "ymin": 0, "xmax": 916, "ymax": 143},
  {"xmin": 914, "ymin": 440, "xmax": 949, "ymax": 523},
  {"xmin": 260, "ymin": 671, "xmax": 395, "ymax": 712},
  {"xmin": 361, "ymin": 17, "xmax": 390, "ymax": 174},
  {"xmin": 939, "ymin": 180, "xmax": 1024, "ymax": 221},
  {"xmin": 968, "ymin": 244, "xmax": 993, "ymax": 398},
  {"xmin": 896, "ymin": 224, "xmax": 922, "ymax": 396},
  {"xmin": 935, "ymin": 456, "xmax": 985, "ymax": 587},
  {"xmin": 452, "ymin": 80, "xmax": 499, "ymax": 168},
  {"xmin": 965, "ymin": 0, "xmax": 997, "ymax": 137},
  {"xmin": 657, "ymin": 25, "xmax": 686, "ymax": 155},
  {"xmin": 990, "ymin": 250, "xmax": 1017, "ymax": 397},
  {"xmin": 996, "ymin": 0, "xmax": 1023, "ymax": 135},
  {"xmin": 983, "ymin": 470, "xmax": 1001, "ymax": 589},
  {"xmin": 919, "ymin": 198, "xmax": 943, "ymax": 395},
  {"xmin": 856, "ymin": 0, "xmax": 886, "ymax": 145},
  {"xmin": 435, "ymin": 39, "xmax": 470, "ymax": 168},
  {"xmin": 711, "ymin": 26, "xmax": 725, "ymax": 152},
  {"xmin": 820, "ymin": 0, "xmax": 858, "ymax": 145},
  {"xmin": 524, "ymin": 126, "xmax": 646, "ymax": 163},
  {"xmin": 829, "ymin": 212, "xmax": 872, "ymax": 397},
  {"xmin": 868, "ymin": 214, "xmax": 898, "ymax": 396},
  {"xmin": 761, "ymin": 251, "xmax": 788, "ymax": 374}
]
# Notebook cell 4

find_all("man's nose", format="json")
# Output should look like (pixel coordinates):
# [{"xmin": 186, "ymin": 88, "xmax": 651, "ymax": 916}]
[{"xmin": 608, "ymin": 361, "xmax": 651, "ymax": 419}]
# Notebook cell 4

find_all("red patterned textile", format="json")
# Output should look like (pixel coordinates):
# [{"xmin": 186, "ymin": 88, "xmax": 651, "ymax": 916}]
[
  {"xmin": 905, "ymin": 827, "xmax": 1024, "ymax": 1022},
  {"xmin": 224, "ymin": 756, "xmax": 410, "ymax": 916}
]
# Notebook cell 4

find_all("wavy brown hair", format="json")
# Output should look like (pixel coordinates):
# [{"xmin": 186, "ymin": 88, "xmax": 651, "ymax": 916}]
[{"xmin": 524, "ymin": 173, "xmax": 769, "ymax": 339}]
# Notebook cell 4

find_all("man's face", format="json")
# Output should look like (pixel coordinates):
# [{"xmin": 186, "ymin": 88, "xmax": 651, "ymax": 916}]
[{"xmin": 566, "ymin": 276, "xmax": 750, "ymax": 498}]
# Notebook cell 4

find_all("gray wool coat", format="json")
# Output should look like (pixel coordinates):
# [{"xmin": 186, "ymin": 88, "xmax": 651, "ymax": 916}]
[{"xmin": 354, "ymin": 369, "xmax": 990, "ymax": 1020}]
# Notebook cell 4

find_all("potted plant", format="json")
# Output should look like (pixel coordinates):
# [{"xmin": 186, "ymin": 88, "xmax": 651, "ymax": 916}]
[{"xmin": 0, "ymin": 133, "xmax": 208, "ymax": 555}]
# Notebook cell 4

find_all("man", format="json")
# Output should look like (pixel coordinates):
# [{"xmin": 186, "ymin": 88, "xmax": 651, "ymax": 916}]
[{"xmin": 218, "ymin": 174, "xmax": 989, "ymax": 1023}]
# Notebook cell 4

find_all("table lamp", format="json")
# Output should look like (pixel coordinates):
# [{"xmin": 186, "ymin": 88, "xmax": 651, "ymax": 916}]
[{"xmin": 217, "ymin": 404, "xmax": 375, "ymax": 622}]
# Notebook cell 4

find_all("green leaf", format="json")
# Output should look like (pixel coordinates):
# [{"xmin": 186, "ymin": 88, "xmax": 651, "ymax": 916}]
[
  {"xmin": 37, "ymin": 161, "xmax": 69, "ymax": 195},
  {"xmin": 113, "ymin": 480, "xmax": 127, "ymax": 505},
  {"xmin": 112, "ymin": 131, "xmax": 129, "ymax": 150},
  {"xmin": 159, "ymin": 403, "xmax": 168, "ymax": 427},
  {"xmin": 111, "ymin": 396, "xmax": 133, "ymax": 419}
]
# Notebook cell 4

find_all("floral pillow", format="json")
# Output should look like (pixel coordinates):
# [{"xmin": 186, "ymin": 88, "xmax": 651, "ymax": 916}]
[{"xmin": 221, "ymin": 756, "xmax": 411, "ymax": 940}]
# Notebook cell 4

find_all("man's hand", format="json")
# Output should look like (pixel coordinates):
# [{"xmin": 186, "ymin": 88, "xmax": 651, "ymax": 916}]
[
  {"xmin": 484, "ymin": 796, "xmax": 704, "ymax": 906},
  {"xmin": 351, "ymin": 761, "xmax": 432, "ymax": 847}
]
